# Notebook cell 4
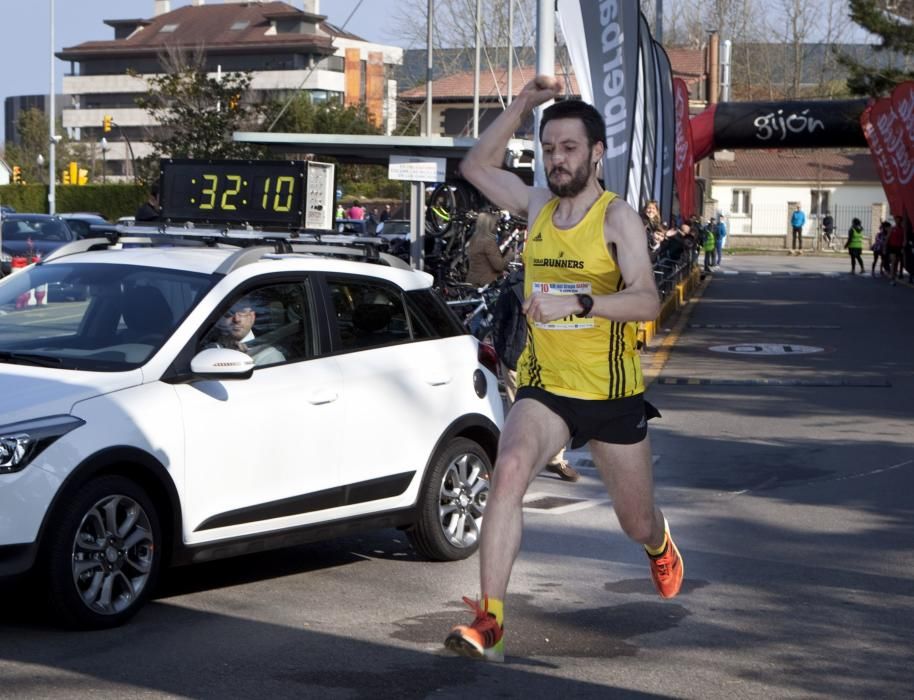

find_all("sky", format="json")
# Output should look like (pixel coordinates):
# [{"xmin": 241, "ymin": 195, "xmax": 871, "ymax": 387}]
[{"xmin": 0, "ymin": 0, "xmax": 406, "ymax": 142}]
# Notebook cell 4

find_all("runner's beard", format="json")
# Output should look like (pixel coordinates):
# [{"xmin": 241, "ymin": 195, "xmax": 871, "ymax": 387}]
[{"xmin": 547, "ymin": 160, "xmax": 593, "ymax": 197}]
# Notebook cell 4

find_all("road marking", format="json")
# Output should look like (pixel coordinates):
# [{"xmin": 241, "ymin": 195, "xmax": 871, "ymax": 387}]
[
  {"xmin": 522, "ymin": 492, "xmax": 608, "ymax": 514},
  {"xmin": 657, "ymin": 377, "xmax": 891, "ymax": 387},
  {"xmin": 643, "ymin": 277, "xmax": 709, "ymax": 386},
  {"xmin": 690, "ymin": 324, "xmax": 840, "ymax": 329},
  {"xmin": 709, "ymin": 343, "xmax": 825, "ymax": 355},
  {"xmin": 727, "ymin": 458, "xmax": 913, "ymax": 496}
]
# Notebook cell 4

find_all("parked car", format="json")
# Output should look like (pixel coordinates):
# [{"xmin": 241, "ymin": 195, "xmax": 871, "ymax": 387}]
[
  {"xmin": 0, "ymin": 233, "xmax": 503, "ymax": 629},
  {"xmin": 335, "ymin": 218, "xmax": 377, "ymax": 235},
  {"xmin": 0, "ymin": 205, "xmax": 15, "ymax": 215},
  {"xmin": 0, "ymin": 214, "xmax": 76, "ymax": 275},
  {"xmin": 376, "ymin": 218, "xmax": 411, "ymax": 241},
  {"xmin": 58, "ymin": 213, "xmax": 111, "ymax": 240}
]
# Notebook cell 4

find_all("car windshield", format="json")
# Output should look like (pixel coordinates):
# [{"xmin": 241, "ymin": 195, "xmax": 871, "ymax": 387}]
[
  {"xmin": 2, "ymin": 218, "xmax": 74, "ymax": 243},
  {"xmin": 0, "ymin": 262, "xmax": 214, "ymax": 371}
]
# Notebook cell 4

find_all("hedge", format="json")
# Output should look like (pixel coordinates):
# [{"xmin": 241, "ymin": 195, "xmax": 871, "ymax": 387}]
[{"xmin": 0, "ymin": 184, "xmax": 146, "ymax": 221}]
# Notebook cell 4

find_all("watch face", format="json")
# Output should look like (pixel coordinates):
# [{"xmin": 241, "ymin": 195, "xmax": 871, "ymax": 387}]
[{"xmin": 160, "ymin": 159, "xmax": 306, "ymax": 227}]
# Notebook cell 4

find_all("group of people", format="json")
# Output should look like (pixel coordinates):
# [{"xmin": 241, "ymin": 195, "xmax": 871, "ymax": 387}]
[
  {"xmin": 640, "ymin": 201, "xmax": 727, "ymax": 275},
  {"xmin": 334, "ymin": 200, "xmax": 393, "ymax": 229},
  {"xmin": 865, "ymin": 215, "xmax": 911, "ymax": 283}
]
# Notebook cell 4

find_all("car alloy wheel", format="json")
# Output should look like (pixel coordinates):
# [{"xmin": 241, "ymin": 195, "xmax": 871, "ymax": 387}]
[
  {"xmin": 408, "ymin": 437, "xmax": 492, "ymax": 561},
  {"xmin": 71, "ymin": 493, "xmax": 156, "ymax": 616},
  {"xmin": 46, "ymin": 475, "xmax": 161, "ymax": 629}
]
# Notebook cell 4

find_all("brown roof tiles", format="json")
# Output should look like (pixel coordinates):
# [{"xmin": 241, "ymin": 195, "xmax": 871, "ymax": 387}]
[{"xmin": 709, "ymin": 149, "xmax": 880, "ymax": 182}]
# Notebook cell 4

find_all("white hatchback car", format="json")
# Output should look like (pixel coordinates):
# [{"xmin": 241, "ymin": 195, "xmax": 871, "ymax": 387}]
[{"xmin": 0, "ymin": 234, "xmax": 503, "ymax": 629}]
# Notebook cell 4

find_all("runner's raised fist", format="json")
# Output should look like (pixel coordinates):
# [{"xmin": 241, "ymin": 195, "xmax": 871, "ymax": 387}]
[{"xmin": 520, "ymin": 75, "xmax": 561, "ymax": 107}]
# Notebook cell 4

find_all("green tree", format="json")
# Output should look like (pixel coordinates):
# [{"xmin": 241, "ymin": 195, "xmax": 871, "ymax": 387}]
[
  {"xmin": 264, "ymin": 96, "xmax": 402, "ymax": 198},
  {"xmin": 4, "ymin": 108, "xmax": 89, "ymax": 184},
  {"xmin": 133, "ymin": 49, "xmax": 266, "ymax": 183},
  {"xmin": 838, "ymin": 0, "xmax": 914, "ymax": 96}
]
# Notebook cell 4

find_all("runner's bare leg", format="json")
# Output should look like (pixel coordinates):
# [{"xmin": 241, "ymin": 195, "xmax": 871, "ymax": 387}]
[
  {"xmin": 590, "ymin": 436, "xmax": 666, "ymax": 550},
  {"xmin": 479, "ymin": 398, "xmax": 570, "ymax": 600}
]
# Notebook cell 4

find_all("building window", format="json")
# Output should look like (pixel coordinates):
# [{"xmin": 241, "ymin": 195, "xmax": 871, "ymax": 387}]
[
  {"xmin": 230, "ymin": 21, "xmax": 250, "ymax": 31},
  {"xmin": 159, "ymin": 23, "xmax": 179, "ymax": 33},
  {"xmin": 731, "ymin": 189, "xmax": 751, "ymax": 215},
  {"xmin": 810, "ymin": 189, "xmax": 830, "ymax": 216}
]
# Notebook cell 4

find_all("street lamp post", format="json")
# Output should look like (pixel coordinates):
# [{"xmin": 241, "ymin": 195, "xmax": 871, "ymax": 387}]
[
  {"xmin": 48, "ymin": 0, "xmax": 56, "ymax": 214},
  {"xmin": 100, "ymin": 137, "xmax": 109, "ymax": 184}
]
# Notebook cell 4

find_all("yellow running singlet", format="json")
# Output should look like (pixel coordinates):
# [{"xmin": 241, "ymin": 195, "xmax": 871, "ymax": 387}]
[{"xmin": 516, "ymin": 191, "xmax": 645, "ymax": 400}]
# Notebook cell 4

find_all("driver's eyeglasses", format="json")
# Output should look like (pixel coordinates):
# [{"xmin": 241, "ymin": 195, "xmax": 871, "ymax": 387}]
[{"xmin": 224, "ymin": 306, "xmax": 254, "ymax": 318}]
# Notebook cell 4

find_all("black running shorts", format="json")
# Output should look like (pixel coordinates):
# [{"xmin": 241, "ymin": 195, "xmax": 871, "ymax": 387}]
[{"xmin": 516, "ymin": 386, "xmax": 661, "ymax": 448}]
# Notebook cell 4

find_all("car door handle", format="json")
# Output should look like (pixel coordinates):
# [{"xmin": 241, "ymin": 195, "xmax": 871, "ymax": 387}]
[
  {"xmin": 425, "ymin": 374, "xmax": 452, "ymax": 386},
  {"xmin": 307, "ymin": 389, "xmax": 338, "ymax": 405}
]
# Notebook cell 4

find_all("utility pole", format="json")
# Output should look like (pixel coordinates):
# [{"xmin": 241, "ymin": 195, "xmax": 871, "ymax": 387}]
[
  {"xmin": 533, "ymin": 0, "xmax": 554, "ymax": 187},
  {"xmin": 48, "ymin": 0, "xmax": 56, "ymax": 214}
]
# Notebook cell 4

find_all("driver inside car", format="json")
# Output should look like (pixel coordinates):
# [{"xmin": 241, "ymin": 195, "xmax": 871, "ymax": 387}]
[{"xmin": 203, "ymin": 299, "xmax": 285, "ymax": 367}]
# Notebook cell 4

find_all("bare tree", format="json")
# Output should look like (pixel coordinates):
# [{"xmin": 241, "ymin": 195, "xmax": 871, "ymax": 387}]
[{"xmin": 393, "ymin": 0, "xmax": 537, "ymax": 79}]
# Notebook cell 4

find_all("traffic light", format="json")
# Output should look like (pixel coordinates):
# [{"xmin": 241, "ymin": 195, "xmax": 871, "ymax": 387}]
[
  {"xmin": 11, "ymin": 166, "xmax": 22, "ymax": 184},
  {"xmin": 228, "ymin": 94, "xmax": 240, "ymax": 111},
  {"xmin": 78, "ymin": 168, "xmax": 89, "ymax": 186},
  {"xmin": 103, "ymin": 115, "xmax": 112, "ymax": 133},
  {"xmin": 68, "ymin": 161, "xmax": 78, "ymax": 185},
  {"xmin": 62, "ymin": 169, "xmax": 70, "ymax": 184}
]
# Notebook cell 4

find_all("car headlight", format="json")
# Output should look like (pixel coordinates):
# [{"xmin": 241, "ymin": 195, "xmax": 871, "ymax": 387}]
[{"xmin": 0, "ymin": 415, "xmax": 84, "ymax": 474}]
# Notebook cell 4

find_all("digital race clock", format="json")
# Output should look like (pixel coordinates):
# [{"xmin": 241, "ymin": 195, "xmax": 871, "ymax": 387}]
[{"xmin": 159, "ymin": 159, "xmax": 306, "ymax": 227}]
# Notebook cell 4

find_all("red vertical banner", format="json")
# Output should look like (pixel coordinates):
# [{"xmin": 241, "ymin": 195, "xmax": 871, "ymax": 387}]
[
  {"xmin": 890, "ymin": 81, "xmax": 914, "ymax": 218},
  {"xmin": 861, "ymin": 103, "xmax": 904, "ymax": 217},
  {"xmin": 673, "ymin": 78, "xmax": 696, "ymax": 219},
  {"xmin": 871, "ymin": 97, "xmax": 914, "ymax": 219}
]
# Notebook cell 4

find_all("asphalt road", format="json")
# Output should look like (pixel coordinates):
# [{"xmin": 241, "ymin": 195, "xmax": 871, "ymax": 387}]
[{"xmin": 1, "ymin": 253, "xmax": 912, "ymax": 699}]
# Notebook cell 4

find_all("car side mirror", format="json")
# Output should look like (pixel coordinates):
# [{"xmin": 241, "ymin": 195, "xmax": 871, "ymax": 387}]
[{"xmin": 190, "ymin": 347, "xmax": 254, "ymax": 380}]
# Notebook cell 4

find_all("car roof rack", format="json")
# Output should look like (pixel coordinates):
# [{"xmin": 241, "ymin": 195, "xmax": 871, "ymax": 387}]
[{"xmin": 36, "ymin": 223, "xmax": 412, "ymax": 273}]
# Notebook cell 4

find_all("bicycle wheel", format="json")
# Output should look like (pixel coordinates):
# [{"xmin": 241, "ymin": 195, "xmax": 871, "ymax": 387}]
[{"xmin": 426, "ymin": 181, "xmax": 478, "ymax": 237}]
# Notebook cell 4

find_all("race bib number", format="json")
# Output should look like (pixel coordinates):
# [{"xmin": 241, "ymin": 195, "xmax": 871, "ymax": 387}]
[{"xmin": 531, "ymin": 281, "xmax": 594, "ymax": 330}]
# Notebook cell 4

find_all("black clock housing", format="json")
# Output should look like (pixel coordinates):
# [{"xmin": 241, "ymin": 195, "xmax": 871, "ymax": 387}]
[{"xmin": 159, "ymin": 159, "xmax": 306, "ymax": 227}]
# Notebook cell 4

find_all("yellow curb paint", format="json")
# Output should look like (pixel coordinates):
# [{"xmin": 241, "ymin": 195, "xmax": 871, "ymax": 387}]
[{"xmin": 643, "ymin": 275, "xmax": 711, "ymax": 387}]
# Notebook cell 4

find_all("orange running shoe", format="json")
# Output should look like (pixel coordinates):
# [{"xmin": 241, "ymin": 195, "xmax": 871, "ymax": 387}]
[
  {"xmin": 444, "ymin": 596, "xmax": 505, "ymax": 662},
  {"xmin": 648, "ymin": 531, "xmax": 684, "ymax": 599}
]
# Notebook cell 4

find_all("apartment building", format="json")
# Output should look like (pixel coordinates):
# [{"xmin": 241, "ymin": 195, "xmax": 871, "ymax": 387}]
[{"xmin": 56, "ymin": 0, "xmax": 402, "ymax": 179}]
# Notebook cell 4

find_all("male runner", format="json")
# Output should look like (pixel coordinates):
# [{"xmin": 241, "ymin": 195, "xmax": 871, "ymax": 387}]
[{"xmin": 444, "ymin": 76, "xmax": 684, "ymax": 662}]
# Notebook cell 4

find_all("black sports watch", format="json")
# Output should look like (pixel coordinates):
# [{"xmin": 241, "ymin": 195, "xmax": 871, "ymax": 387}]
[{"xmin": 575, "ymin": 293, "xmax": 594, "ymax": 318}]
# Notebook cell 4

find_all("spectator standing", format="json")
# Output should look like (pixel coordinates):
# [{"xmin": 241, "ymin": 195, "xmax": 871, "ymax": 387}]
[
  {"xmin": 379, "ymin": 204, "xmax": 392, "ymax": 223},
  {"xmin": 347, "ymin": 200, "xmax": 365, "ymax": 220},
  {"xmin": 871, "ymin": 222, "xmax": 889, "ymax": 277},
  {"xmin": 845, "ymin": 218, "xmax": 865, "ymax": 274},
  {"xmin": 714, "ymin": 215, "xmax": 727, "ymax": 267},
  {"xmin": 135, "ymin": 185, "xmax": 160, "ymax": 222},
  {"xmin": 492, "ymin": 269, "xmax": 580, "ymax": 482},
  {"xmin": 701, "ymin": 221, "xmax": 716, "ymax": 273},
  {"xmin": 822, "ymin": 210, "xmax": 835, "ymax": 248},
  {"xmin": 466, "ymin": 212, "xmax": 514, "ymax": 287},
  {"xmin": 886, "ymin": 215, "xmax": 905, "ymax": 285},
  {"xmin": 790, "ymin": 205, "xmax": 806, "ymax": 251},
  {"xmin": 335, "ymin": 203, "xmax": 346, "ymax": 221}
]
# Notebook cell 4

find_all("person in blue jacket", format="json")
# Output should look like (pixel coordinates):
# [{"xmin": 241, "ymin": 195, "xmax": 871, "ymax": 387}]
[
  {"xmin": 714, "ymin": 215, "xmax": 728, "ymax": 266},
  {"xmin": 791, "ymin": 205, "xmax": 806, "ymax": 251}
]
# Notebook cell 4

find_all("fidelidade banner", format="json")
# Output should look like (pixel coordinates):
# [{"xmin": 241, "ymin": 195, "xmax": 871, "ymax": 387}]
[
  {"xmin": 636, "ymin": 12, "xmax": 656, "ymax": 215},
  {"xmin": 861, "ymin": 104, "xmax": 904, "ymax": 218},
  {"xmin": 673, "ymin": 78, "xmax": 696, "ymax": 219},
  {"xmin": 868, "ymin": 95, "xmax": 914, "ymax": 218},
  {"xmin": 557, "ymin": 0, "xmax": 641, "ymax": 209},
  {"xmin": 654, "ymin": 40, "xmax": 675, "ymax": 223},
  {"xmin": 890, "ymin": 81, "xmax": 914, "ymax": 219}
]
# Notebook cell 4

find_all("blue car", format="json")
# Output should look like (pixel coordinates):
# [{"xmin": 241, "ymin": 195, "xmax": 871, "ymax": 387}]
[{"xmin": 1, "ymin": 214, "xmax": 76, "ymax": 276}]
